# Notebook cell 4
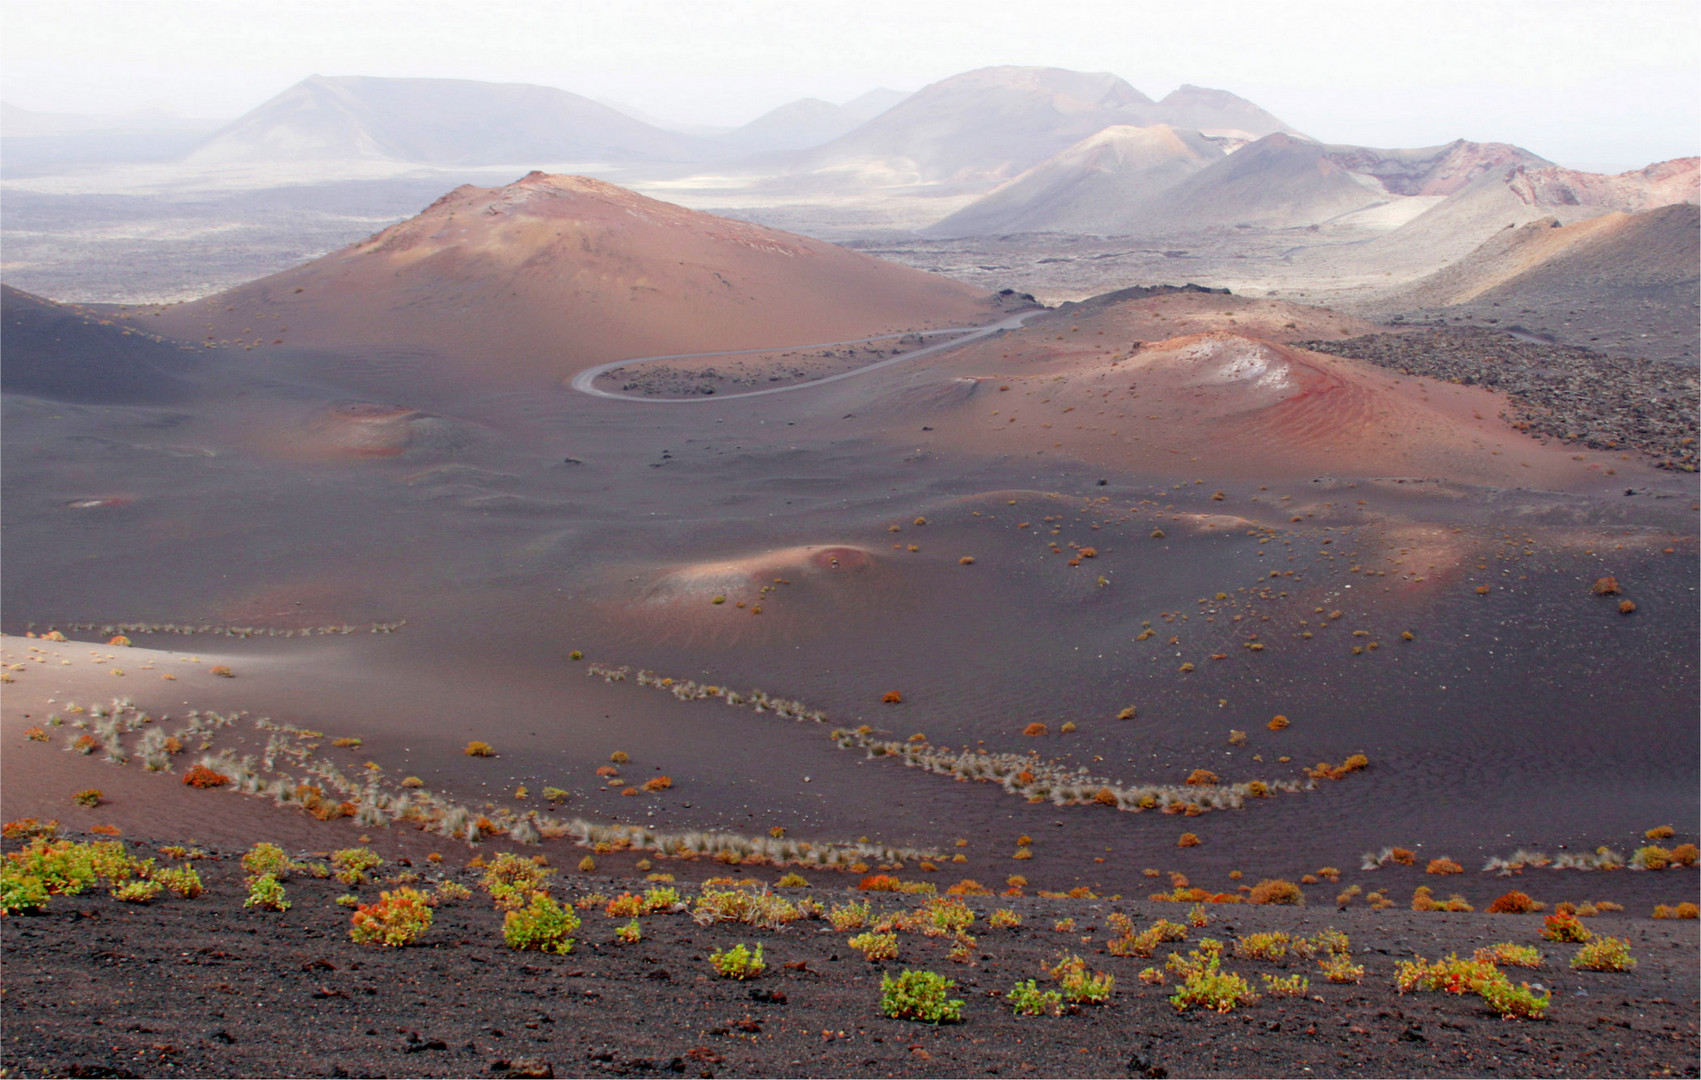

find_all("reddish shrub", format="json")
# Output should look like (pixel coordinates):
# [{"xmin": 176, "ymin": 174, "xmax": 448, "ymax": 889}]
[
  {"xmin": 1248, "ymin": 879, "xmax": 1303, "ymax": 905},
  {"xmin": 882, "ymin": 691, "xmax": 903, "ymax": 704},
  {"xmin": 182, "ymin": 764, "xmax": 230, "ymax": 789},
  {"xmin": 1486, "ymin": 890, "xmax": 1538, "ymax": 914},
  {"xmin": 858, "ymin": 874, "xmax": 902, "ymax": 892}
]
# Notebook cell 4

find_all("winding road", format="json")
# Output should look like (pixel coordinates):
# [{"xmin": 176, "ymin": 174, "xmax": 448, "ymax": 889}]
[{"xmin": 568, "ymin": 308, "xmax": 1045, "ymax": 403}]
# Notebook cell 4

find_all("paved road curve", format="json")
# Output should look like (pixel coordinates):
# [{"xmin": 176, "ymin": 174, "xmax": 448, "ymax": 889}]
[{"xmin": 568, "ymin": 308, "xmax": 1045, "ymax": 403}]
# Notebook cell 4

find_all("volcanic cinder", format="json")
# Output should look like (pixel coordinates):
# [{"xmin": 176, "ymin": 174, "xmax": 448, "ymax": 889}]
[{"xmin": 2, "ymin": 161, "xmax": 1697, "ymax": 1079}]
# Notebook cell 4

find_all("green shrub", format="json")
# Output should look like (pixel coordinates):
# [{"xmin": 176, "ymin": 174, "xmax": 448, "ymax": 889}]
[
  {"xmin": 71, "ymin": 789, "xmax": 103, "ymax": 808},
  {"xmin": 245, "ymin": 873, "xmax": 290, "ymax": 912},
  {"xmin": 880, "ymin": 969, "xmax": 963, "ymax": 1023},
  {"xmin": 1050, "ymin": 953, "xmax": 1115, "ymax": 1004},
  {"xmin": 5, "ymin": 839, "xmax": 98, "ymax": 898},
  {"xmin": 989, "ymin": 908, "xmax": 1022, "ymax": 929},
  {"xmin": 1233, "ymin": 931, "xmax": 1289, "ymax": 962},
  {"xmin": 1570, "ymin": 936, "xmax": 1635, "ymax": 972},
  {"xmin": 350, "ymin": 887, "xmax": 434, "ymax": 946},
  {"xmin": 152, "ymin": 865, "xmax": 203, "ymax": 898},
  {"xmin": 1261, "ymin": 973, "xmax": 1309, "ymax": 997},
  {"xmin": 1, "ymin": 868, "xmax": 50, "ymax": 914},
  {"xmin": 112, "ymin": 879, "xmax": 162, "ymax": 903},
  {"xmin": 848, "ymin": 931, "xmax": 899, "ymax": 961},
  {"xmin": 615, "ymin": 918, "xmax": 641, "ymax": 944},
  {"xmin": 502, "ymin": 893, "xmax": 579, "ymax": 953},
  {"xmin": 1396, "ymin": 954, "xmax": 1549, "ymax": 1019},
  {"xmin": 1318, "ymin": 953, "xmax": 1365, "ymax": 983},
  {"xmin": 827, "ymin": 899, "xmax": 870, "ymax": 931},
  {"xmin": 331, "ymin": 847, "xmax": 384, "ymax": 886},
  {"xmin": 482, "ymin": 852, "xmax": 555, "ymax": 910},
  {"xmin": 1007, "ymin": 979, "xmax": 1063, "ymax": 1016},
  {"xmin": 1167, "ymin": 940, "xmax": 1257, "ymax": 1013},
  {"xmin": 709, "ymin": 942, "xmax": 765, "ymax": 980},
  {"xmin": 642, "ymin": 885, "xmax": 683, "ymax": 913},
  {"xmin": 920, "ymin": 897, "xmax": 975, "ymax": 936},
  {"xmin": 1476, "ymin": 976, "xmax": 1550, "ymax": 1019},
  {"xmin": 1109, "ymin": 916, "xmax": 1187, "ymax": 957},
  {"xmin": 433, "ymin": 880, "xmax": 471, "ymax": 905},
  {"xmin": 1475, "ymin": 943, "xmax": 1542, "ymax": 968},
  {"xmin": 241, "ymin": 842, "xmax": 293, "ymax": 881},
  {"xmin": 775, "ymin": 872, "xmax": 810, "ymax": 889}
]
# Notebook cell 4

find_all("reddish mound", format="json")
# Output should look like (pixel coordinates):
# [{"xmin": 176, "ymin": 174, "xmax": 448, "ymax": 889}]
[
  {"xmin": 147, "ymin": 173, "xmax": 995, "ymax": 385},
  {"xmin": 893, "ymin": 312, "xmax": 1638, "ymax": 488}
]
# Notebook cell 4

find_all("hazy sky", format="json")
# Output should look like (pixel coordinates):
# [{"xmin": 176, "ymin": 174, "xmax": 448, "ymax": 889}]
[{"xmin": 3, "ymin": 0, "xmax": 1697, "ymax": 171}]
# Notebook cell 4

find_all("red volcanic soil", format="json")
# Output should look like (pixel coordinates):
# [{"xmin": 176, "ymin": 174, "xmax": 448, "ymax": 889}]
[
  {"xmin": 143, "ymin": 173, "xmax": 999, "ymax": 386},
  {"xmin": 876, "ymin": 292, "xmax": 1653, "ymax": 490}
]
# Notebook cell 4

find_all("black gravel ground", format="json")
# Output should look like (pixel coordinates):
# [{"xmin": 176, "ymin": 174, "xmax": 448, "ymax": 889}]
[{"xmin": 4, "ymin": 834, "xmax": 1697, "ymax": 1079}]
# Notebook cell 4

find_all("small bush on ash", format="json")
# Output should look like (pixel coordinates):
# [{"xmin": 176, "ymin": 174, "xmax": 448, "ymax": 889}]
[
  {"xmin": 1167, "ymin": 941, "xmax": 1257, "ymax": 1013},
  {"xmin": 182, "ymin": 764, "xmax": 229, "ymax": 788},
  {"xmin": 1425, "ymin": 857, "xmax": 1463, "ymax": 875},
  {"xmin": 244, "ymin": 873, "xmax": 290, "ymax": 912},
  {"xmin": 880, "ymin": 969, "xmax": 963, "ymax": 1023},
  {"xmin": 1540, "ymin": 911, "xmax": 1591, "ymax": 942},
  {"xmin": 153, "ymin": 865, "xmax": 204, "ymax": 898},
  {"xmin": 332, "ymin": 847, "xmax": 383, "ymax": 886},
  {"xmin": 709, "ymin": 942, "xmax": 765, "ymax": 980},
  {"xmin": 849, "ymin": 931, "xmax": 899, "ymax": 961},
  {"xmin": 464, "ymin": 741, "xmax": 495, "ymax": 757},
  {"xmin": 503, "ymin": 894, "xmax": 578, "ymax": 954},
  {"xmin": 1486, "ymin": 890, "xmax": 1540, "ymax": 914},
  {"xmin": 1475, "ymin": 943, "xmax": 1542, "ymax": 967},
  {"xmin": 1049, "ymin": 953, "xmax": 1115, "ymax": 1004},
  {"xmin": 1570, "ymin": 936, "xmax": 1634, "ymax": 972},
  {"xmin": 111, "ymin": 879, "xmax": 162, "ymax": 903},
  {"xmin": 71, "ymin": 789, "xmax": 103, "ymax": 808},
  {"xmin": 1248, "ymin": 879, "xmax": 1302, "ymax": 905},
  {"xmin": 1007, "ymin": 979, "xmax": 1063, "ymax": 1016},
  {"xmin": 350, "ymin": 887, "xmax": 434, "ymax": 946},
  {"xmin": 827, "ymin": 899, "xmax": 870, "ymax": 931}
]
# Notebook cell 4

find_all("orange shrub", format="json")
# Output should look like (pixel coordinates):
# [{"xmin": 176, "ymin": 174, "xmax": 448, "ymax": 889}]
[
  {"xmin": 1177, "ymin": 833, "xmax": 1201, "ymax": 848},
  {"xmin": 1389, "ymin": 848, "xmax": 1416, "ymax": 866},
  {"xmin": 1425, "ymin": 858, "xmax": 1464, "ymax": 875},
  {"xmin": 1591, "ymin": 576, "xmax": 1621, "ymax": 595},
  {"xmin": 945, "ymin": 879, "xmax": 991, "ymax": 896},
  {"xmin": 1267, "ymin": 715, "xmax": 1290, "ymax": 731},
  {"xmin": 1486, "ymin": 890, "xmax": 1539, "ymax": 914},
  {"xmin": 882, "ymin": 691, "xmax": 903, "ymax": 704},
  {"xmin": 641, "ymin": 776, "xmax": 672, "ymax": 792},
  {"xmin": 1022, "ymin": 723, "xmax": 1048, "ymax": 737},
  {"xmin": 1248, "ymin": 879, "xmax": 1303, "ymax": 905},
  {"xmin": 1671, "ymin": 843, "xmax": 1698, "ymax": 866},
  {"xmin": 182, "ymin": 764, "xmax": 229, "ymax": 788},
  {"xmin": 858, "ymin": 874, "xmax": 902, "ymax": 892},
  {"xmin": 1185, "ymin": 769, "xmax": 1219, "ymax": 786},
  {"xmin": 464, "ymin": 741, "xmax": 495, "ymax": 757}
]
